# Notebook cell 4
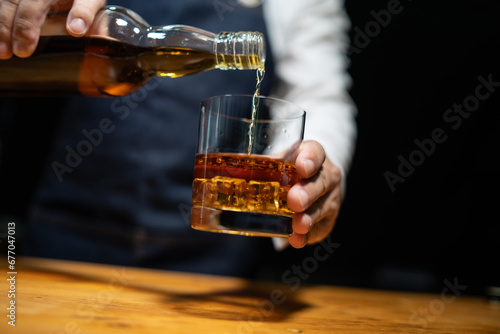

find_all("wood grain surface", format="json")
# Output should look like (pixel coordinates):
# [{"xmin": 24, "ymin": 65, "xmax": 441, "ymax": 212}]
[{"xmin": 1, "ymin": 257, "xmax": 499, "ymax": 333}]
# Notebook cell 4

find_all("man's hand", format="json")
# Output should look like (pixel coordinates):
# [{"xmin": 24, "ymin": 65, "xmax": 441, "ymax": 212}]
[
  {"xmin": 0, "ymin": 0, "xmax": 105, "ymax": 59},
  {"xmin": 287, "ymin": 140, "xmax": 342, "ymax": 248}
]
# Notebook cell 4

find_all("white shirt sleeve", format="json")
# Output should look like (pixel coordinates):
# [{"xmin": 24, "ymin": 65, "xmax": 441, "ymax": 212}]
[{"xmin": 262, "ymin": 0, "xmax": 357, "ymax": 193}]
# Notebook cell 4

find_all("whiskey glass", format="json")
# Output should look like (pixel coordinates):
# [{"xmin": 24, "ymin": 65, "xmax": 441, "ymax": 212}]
[{"xmin": 190, "ymin": 94, "xmax": 306, "ymax": 238}]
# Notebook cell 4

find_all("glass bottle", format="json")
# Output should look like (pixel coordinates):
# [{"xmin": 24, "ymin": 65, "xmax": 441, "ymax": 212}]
[{"xmin": 0, "ymin": 6, "xmax": 265, "ymax": 97}]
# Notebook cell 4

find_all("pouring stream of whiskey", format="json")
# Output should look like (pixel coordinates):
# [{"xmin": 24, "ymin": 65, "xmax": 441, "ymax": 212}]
[{"xmin": 248, "ymin": 68, "xmax": 265, "ymax": 154}]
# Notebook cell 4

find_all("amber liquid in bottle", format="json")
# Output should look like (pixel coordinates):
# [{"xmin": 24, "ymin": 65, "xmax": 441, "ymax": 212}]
[{"xmin": 0, "ymin": 36, "xmax": 263, "ymax": 97}]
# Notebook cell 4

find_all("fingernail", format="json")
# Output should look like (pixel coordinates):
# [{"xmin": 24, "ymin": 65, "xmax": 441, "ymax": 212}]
[
  {"xmin": 297, "ymin": 189, "xmax": 309, "ymax": 210},
  {"xmin": 0, "ymin": 42, "xmax": 9, "ymax": 58},
  {"xmin": 68, "ymin": 18, "xmax": 87, "ymax": 36},
  {"xmin": 13, "ymin": 41, "xmax": 28, "ymax": 57},
  {"xmin": 306, "ymin": 215, "xmax": 314, "ymax": 230},
  {"xmin": 300, "ymin": 233, "xmax": 308, "ymax": 247},
  {"xmin": 304, "ymin": 159, "xmax": 315, "ymax": 176}
]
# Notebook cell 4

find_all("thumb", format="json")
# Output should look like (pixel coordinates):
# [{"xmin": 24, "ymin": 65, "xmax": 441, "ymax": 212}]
[
  {"xmin": 295, "ymin": 140, "xmax": 325, "ymax": 179},
  {"xmin": 66, "ymin": 0, "xmax": 106, "ymax": 36}
]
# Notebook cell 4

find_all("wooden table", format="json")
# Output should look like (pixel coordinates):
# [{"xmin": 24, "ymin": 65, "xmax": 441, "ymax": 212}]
[{"xmin": 1, "ymin": 257, "xmax": 499, "ymax": 333}]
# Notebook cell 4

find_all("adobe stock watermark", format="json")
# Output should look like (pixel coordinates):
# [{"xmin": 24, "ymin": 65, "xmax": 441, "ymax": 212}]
[
  {"xmin": 384, "ymin": 73, "xmax": 500, "ymax": 192},
  {"xmin": 229, "ymin": 237, "xmax": 340, "ymax": 334},
  {"xmin": 349, "ymin": 0, "xmax": 411, "ymax": 57},
  {"xmin": 401, "ymin": 277, "xmax": 467, "ymax": 332},
  {"xmin": 51, "ymin": 78, "xmax": 160, "ymax": 183}
]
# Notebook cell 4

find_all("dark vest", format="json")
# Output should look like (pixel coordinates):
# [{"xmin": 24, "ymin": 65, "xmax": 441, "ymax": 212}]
[{"xmin": 25, "ymin": 0, "xmax": 275, "ymax": 277}]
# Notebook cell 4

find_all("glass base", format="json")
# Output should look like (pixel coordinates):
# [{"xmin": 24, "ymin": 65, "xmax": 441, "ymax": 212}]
[{"xmin": 190, "ymin": 206, "xmax": 292, "ymax": 238}]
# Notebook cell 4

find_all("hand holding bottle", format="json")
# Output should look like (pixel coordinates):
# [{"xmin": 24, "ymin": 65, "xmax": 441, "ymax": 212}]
[
  {"xmin": 0, "ymin": 5, "xmax": 265, "ymax": 96},
  {"xmin": 0, "ymin": 0, "xmax": 105, "ymax": 59}
]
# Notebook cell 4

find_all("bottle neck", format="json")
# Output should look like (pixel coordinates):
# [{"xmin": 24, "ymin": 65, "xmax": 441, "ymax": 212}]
[
  {"xmin": 214, "ymin": 32, "xmax": 266, "ymax": 70},
  {"xmin": 141, "ymin": 27, "xmax": 265, "ymax": 76}
]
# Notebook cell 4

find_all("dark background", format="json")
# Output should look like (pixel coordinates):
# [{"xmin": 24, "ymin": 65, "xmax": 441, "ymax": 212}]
[
  {"xmin": 1, "ymin": 0, "xmax": 499, "ymax": 296},
  {"xmin": 262, "ymin": 0, "xmax": 500, "ymax": 296}
]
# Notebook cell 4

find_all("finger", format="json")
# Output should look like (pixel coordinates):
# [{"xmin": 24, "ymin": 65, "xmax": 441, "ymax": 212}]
[
  {"xmin": 294, "ymin": 140, "xmax": 325, "ymax": 179},
  {"xmin": 10, "ymin": 0, "xmax": 54, "ymax": 57},
  {"xmin": 287, "ymin": 160, "xmax": 340, "ymax": 213},
  {"xmin": 49, "ymin": 0, "xmax": 75, "ymax": 13},
  {"xmin": 305, "ymin": 215, "xmax": 336, "ymax": 245},
  {"xmin": 292, "ymin": 185, "xmax": 340, "ymax": 235},
  {"xmin": 66, "ymin": 0, "xmax": 105, "ymax": 36},
  {"xmin": 286, "ymin": 141, "xmax": 329, "ymax": 212},
  {"xmin": 0, "ymin": 0, "xmax": 21, "ymax": 59},
  {"xmin": 288, "ymin": 231, "xmax": 307, "ymax": 249},
  {"xmin": 289, "ymin": 215, "xmax": 337, "ymax": 249}
]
